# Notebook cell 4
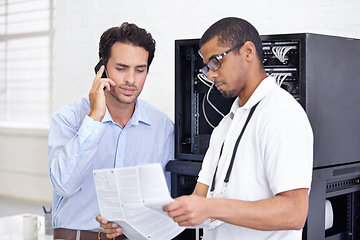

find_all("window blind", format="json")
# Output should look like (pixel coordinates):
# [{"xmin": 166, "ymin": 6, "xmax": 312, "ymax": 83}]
[{"xmin": 0, "ymin": 0, "xmax": 54, "ymax": 124}]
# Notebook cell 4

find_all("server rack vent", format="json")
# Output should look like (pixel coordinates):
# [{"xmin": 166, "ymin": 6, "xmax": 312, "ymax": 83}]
[{"xmin": 326, "ymin": 178, "xmax": 360, "ymax": 193}]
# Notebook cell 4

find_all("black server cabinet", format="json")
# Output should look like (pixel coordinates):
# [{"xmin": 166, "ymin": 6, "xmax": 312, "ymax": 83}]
[
  {"xmin": 261, "ymin": 33, "xmax": 360, "ymax": 169},
  {"xmin": 307, "ymin": 163, "xmax": 360, "ymax": 240},
  {"xmin": 167, "ymin": 33, "xmax": 360, "ymax": 240}
]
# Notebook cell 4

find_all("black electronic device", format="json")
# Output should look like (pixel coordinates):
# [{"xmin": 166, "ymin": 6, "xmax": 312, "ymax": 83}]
[
  {"xmin": 261, "ymin": 33, "xmax": 360, "ymax": 169},
  {"xmin": 306, "ymin": 163, "xmax": 360, "ymax": 240},
  {"xmin": 170, "ymin": 33, "xmax": 360, "ymax": 240},
  {"xmin": 94, "ymin": 58, "xmax": 109, "ymax": 79},
  {"xmin": 174, "ymin": 34, "xmax": 360, "ymax": 169}
]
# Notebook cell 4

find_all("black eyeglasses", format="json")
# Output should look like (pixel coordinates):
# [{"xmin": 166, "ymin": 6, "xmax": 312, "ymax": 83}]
[{"xmin": 199, "ymin": 42, "xmax": 244, "ymax": 77}]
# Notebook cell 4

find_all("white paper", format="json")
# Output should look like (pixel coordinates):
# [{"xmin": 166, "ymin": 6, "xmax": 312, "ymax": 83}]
[{"xmin": 93, "ymin": 163, "xmax": 185, "ymax": 240}]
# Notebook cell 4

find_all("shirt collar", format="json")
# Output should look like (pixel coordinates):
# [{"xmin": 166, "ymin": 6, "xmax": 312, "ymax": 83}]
[
  {"xmin": 131, "ymin": 98, "xmax": 151, "ymax": 126},
  {"xmin": 101, "ymin": 98, "xmax": 152, "ymax": 126},
  {"xmin": 102, "ymin": 107, "xmax": 113, "ymax": 123},
  {"xmin": 229, "ymin": 76, "xmax": 276, "ymax": 113}
]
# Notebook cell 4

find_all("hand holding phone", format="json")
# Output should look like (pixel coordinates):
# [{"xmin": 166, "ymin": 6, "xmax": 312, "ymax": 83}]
[{"xmin": 89, "ymin": 59, "xmax": 114, "ymax": 122}]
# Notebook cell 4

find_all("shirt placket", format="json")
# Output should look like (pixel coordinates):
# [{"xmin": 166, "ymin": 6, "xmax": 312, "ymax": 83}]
[
  {"xmin": 115, "ymin": 128, "xmax": 126, "ymax": 168},
  {"xmin": 225, "ymin": 108, "xmax": 246, "ymax": 151},
  {"xmin": 212, "ymin": 109, "xmax": 246, "ymax": 196}
]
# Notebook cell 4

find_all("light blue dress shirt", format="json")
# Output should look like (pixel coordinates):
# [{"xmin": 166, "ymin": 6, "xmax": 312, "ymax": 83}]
[{"xmin": 48, "ymin": 97, "xmax": 174, "ymax": 231}]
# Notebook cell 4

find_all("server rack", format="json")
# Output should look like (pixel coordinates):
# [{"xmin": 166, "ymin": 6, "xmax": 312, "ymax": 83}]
[{"xmin": 167, "ymin": 33, "xmax": 360, "ymax": 240}]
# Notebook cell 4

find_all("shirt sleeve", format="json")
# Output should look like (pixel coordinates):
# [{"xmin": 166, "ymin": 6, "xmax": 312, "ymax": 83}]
[
  {"xmin": 161, "ymin": 121, "xmax": 175, "ymax": 190},
  {"xmin": 48, "ymin": 110, "xmax": 107, "ymax": 198},
  {"xmin": 262, "ymin": 112, "xmax": 313, "ymax": 195}
]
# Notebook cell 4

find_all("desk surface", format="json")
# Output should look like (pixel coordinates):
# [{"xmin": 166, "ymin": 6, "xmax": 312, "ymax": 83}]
[{"xmin": 0, "ymin": 214, "xmax": 52, "ymax": 240}]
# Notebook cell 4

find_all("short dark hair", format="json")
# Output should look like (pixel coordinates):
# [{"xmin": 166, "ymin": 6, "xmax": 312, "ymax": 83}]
[
  {"xmin": 98, "ymin": 22, "xmax": 156, "ymax": 72},
  {"xmin": 199, "ymin": 17, "xmax": 263, "ymax": 63}
]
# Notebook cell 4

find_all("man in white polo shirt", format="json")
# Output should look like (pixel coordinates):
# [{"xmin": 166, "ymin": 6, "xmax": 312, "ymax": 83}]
[{"xmin": 163, "ymin": 17, "xmax": 313, "ymax": 240}]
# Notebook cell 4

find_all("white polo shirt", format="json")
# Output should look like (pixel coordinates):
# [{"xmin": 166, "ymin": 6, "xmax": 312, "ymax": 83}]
[{"xmin": 198, "ymin": 76, "xmax": 313, "ymax": 240}]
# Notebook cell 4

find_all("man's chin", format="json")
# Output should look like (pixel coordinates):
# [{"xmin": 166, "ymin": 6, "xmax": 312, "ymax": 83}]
[
  {"xmin": 220, "ymin": 91, "xmax": 235, "ymax": 99},
  {"xmin": 109, "ymin": 91, "xmax": 137, "ymax": 104}
]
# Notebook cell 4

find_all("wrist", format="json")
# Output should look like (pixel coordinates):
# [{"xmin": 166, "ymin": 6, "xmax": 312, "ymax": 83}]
[
  {"xmin": 89, "ymin": 112, "xmax": 103, "ymax": 122},
  {"xmin": 207, "ymin": 198, "xmax": 223, "ymax": 220}
]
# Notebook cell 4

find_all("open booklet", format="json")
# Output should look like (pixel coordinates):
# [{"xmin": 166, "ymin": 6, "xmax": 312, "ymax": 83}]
[{"xmin": 93, "ymin": 163, "xmax": 186, "ymax": 240}]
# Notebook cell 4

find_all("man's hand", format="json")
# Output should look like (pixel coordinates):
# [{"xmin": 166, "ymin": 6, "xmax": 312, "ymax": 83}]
[
  {"xmin": 96, "ymin": 214, "xmax": 123, "ymax": 238},
  {"xmin": 89, "ymin": 65, "xmax": 116, "ymax": 122},
  {"xmin": 163, "ymin": 195, "xmax": 209, "ymax": 227}
]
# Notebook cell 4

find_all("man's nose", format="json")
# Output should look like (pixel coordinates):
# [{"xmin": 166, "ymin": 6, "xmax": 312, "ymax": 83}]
[
  {"xmin": 124, "ymin": 70, "xmax": 136, "ymax": 84},
  {"xmin": 207, "ymin": 68, "xmax": 218, "ymax": 81}
]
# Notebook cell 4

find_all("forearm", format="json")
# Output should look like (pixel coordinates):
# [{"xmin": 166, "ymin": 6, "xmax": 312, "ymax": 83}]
[
  {"xmin": 49, "ymin": 116, "xmax": 105, "ymax": 197},
  {"xmin": 49, "ymin": 137, "xmax": 99, "ymax": 196},
  {"xmin": 206, "ymin": 188, "xmax": 309, "ymax": 231},
  {"xmin": 192, "ymin": 182, "xmax": 209, "ymax": 197}
]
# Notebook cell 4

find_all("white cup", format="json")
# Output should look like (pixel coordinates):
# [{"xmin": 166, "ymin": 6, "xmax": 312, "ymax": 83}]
[{"xmin": 23, "ymin": 215, "xmax": 41, "ymax": 240}]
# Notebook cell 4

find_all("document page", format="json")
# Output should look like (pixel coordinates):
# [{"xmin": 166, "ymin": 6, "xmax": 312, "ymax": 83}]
[{"xmin": 93, "ymin": 164, "xmax": 185, "ymax": 240}]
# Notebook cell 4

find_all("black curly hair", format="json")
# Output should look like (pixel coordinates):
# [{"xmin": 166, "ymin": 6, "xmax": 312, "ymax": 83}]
[{"xmin": 199, "ymin": 17, "xmax": 263, "ymax": 63}]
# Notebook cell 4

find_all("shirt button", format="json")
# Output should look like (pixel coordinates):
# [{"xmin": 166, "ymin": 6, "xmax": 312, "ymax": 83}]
[
  {"xmin": 94, "ymin": 129, "xmax": 98, "ymax": 134},
  {"xmin": 230, "ymin": 112, "xmax": 234, "ymax": 120},
  {"xmin": 75, "ymin": 154, "xmax": 79, "ymax": 157},
  {"xmin": 118, "ymin": 157, "xmax": 122, "ymax": 161},
  {"xmin": 87, "ymin": 127, "xmax": 92, "ymax": 131}
]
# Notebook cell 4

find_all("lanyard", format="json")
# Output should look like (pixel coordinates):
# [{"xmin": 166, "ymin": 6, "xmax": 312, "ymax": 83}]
[{"xmin": 210, "ymin": 102, "xmax": 260, "ymax": 195}]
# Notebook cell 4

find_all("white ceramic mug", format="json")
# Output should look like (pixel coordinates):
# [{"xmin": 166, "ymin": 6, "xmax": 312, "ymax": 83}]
[{"xmin": 23, "ymin": 215, "xmax": 41, "ymax": 240}]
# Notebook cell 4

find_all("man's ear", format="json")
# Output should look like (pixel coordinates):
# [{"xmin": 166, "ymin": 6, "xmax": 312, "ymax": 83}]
[{"xmin": 243, "ymin": 41, "xmax": 256, "ymax": 61}]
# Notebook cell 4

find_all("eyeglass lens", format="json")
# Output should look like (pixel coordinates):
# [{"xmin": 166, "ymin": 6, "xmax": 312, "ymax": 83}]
[
  {"xmin": 199, "ymin": 41, "xmax": 244, "ymax": 77},
  {"xmin": 201, "ymin": 58, "xmax": 221, "ymax": 77}
]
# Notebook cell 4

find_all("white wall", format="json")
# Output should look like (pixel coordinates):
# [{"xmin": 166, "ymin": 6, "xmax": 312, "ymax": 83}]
[
  {"xmin": 0, "ymin": 0, "xmax": 359, "ymax": 203},
  {"xmin": 0, "ymin": 125, "xmax": 51, "ymax": 203},
  {"xmin": 53, "ymin": 0, "xmax": 360, "ymax": 118}
]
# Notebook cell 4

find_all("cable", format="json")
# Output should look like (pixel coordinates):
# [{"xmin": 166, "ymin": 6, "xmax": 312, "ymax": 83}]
[
  {"xmin": 197, "ymin": 73, "xmax": 226, "ymax": 128},
  {"xmin": 197, "ymin": 73, "xmax": 213, "ymax": 88},
  {"xmin": 206, "ymin": 83, "xmax": 225, "ymax": 117},
  {"xmin": 202, "ymin": 89, "xmax": 215, "ymax": 129},
  {"xmin": 271, "ymin": 46, "xmax": 296, "ymax": 63},
  {"xmin": 279, "ymin": 73, "xmax": 289, "ymax": 86},
  {"xmin": 270, "ymin": 73, "xmax": 291, "ymax": 86}
]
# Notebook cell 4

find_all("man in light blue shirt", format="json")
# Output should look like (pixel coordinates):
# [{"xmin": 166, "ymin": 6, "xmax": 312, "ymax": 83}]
[{"xmin": 48, "ymin": 22, "xmax": 174, "ymax": 239}]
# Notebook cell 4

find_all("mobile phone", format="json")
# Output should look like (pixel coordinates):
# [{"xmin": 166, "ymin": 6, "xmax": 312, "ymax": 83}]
[{"xmin": 94, "ymin": 59, "xmax": 109, "ymax": 78}]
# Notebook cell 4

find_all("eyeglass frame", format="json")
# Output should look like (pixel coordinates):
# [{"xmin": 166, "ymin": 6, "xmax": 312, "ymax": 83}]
[{"xmin": 199, "ymin": 41, "xmax": 245, "ymax": 77}]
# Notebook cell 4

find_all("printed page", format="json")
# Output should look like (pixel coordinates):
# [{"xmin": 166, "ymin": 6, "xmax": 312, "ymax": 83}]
[
  {"xmin": 94, "ymin": 164, "xmax": 185, "ymax": 239},
  {"xmin": 138, "ymin": 164, "xmax": 174, "ymax": 211},
  {"xmin": 93, "ymin": 169, "xmax": 124, "ymax": 220},
  {"xmin": 138, "ymin": 164, "xmax": 211, "ymax": 229},
  {"xmin": 113, "ymin": 220, "xmax": 148, "ymax": 240}
]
